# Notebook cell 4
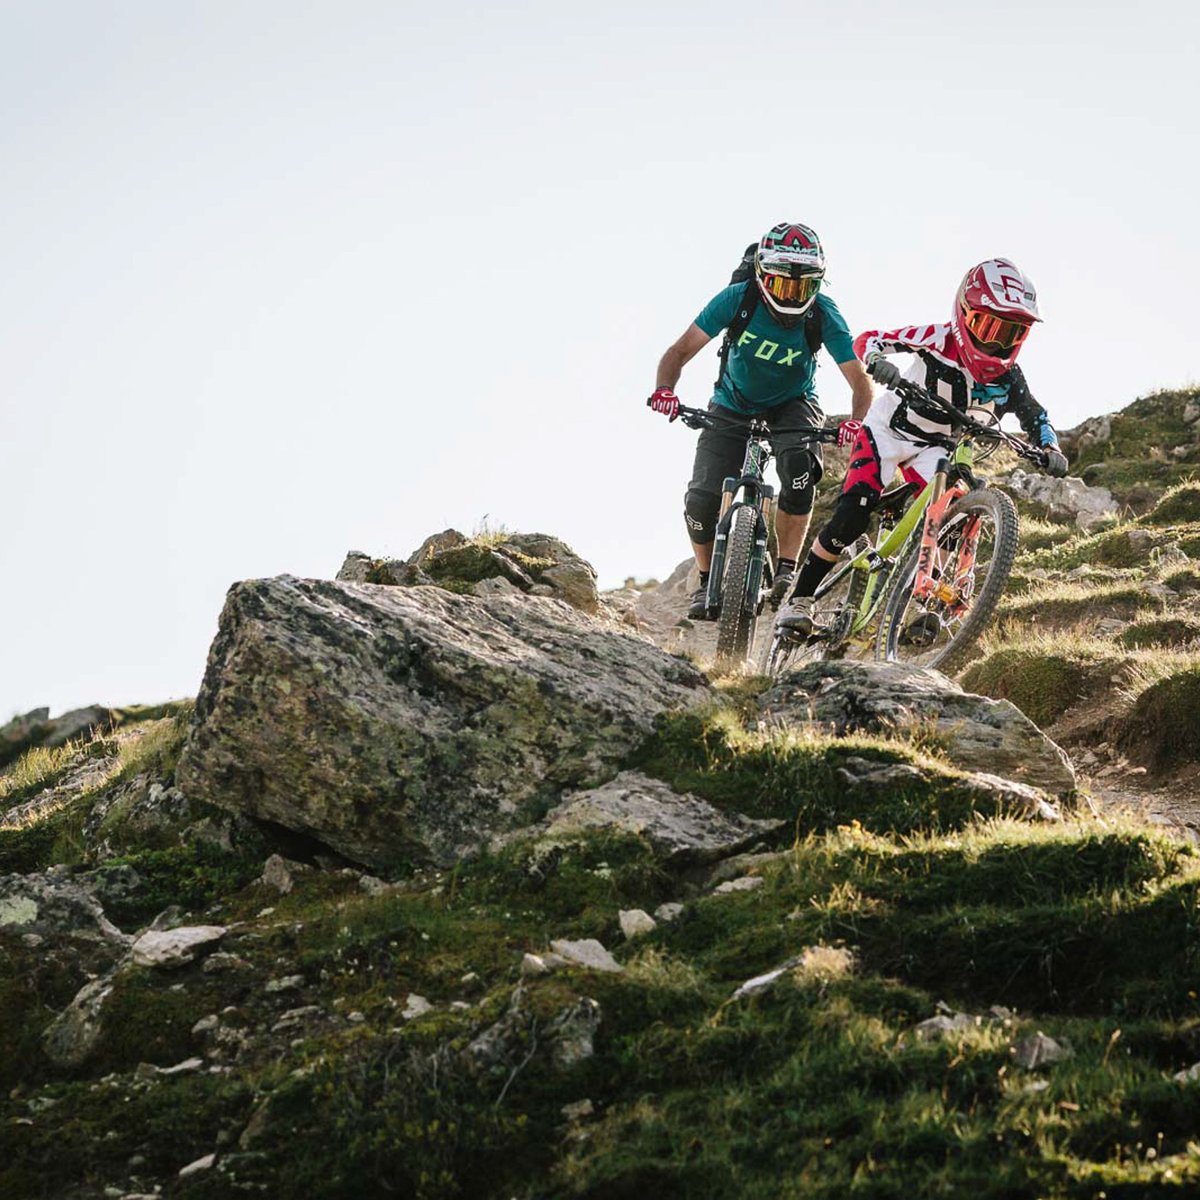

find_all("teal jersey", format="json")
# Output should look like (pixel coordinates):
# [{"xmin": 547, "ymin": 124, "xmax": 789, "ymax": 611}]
[{"xmin": 695, "ymin": 286, "xmax": 857, "ymax": 414}]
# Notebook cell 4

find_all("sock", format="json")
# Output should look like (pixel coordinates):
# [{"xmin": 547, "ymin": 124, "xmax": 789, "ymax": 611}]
[
  {"xmin": 794, "ymin": 553, "xmax": 837, "ymax": 598},
  {"xmin": 776, "ymin": 557, "xmax": 797, "ymax": 575},
  {"xmin": 698, "ymin": 570, "xmax": 710, "ymax": 589}
]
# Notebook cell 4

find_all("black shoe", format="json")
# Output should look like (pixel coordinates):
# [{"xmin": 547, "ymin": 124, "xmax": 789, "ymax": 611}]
[
  {"xmin": 687, "ymin": 586, "xmax": 716, "ymax": 621},
  {"xmin": 768, "ymin": 568, "xmax": 795, "ymax": 610}
]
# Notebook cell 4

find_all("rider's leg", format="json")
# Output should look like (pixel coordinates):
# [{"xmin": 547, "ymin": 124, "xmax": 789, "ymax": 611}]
[
  {"xmin": 776, "ymin": 425, "xmax": 891, "ymax": 633},
  {"xmin": 769, "ymin": 401, "xmax": 825, "ymax": 603},
  {"xmin": 684, "ymin": 406, "xmax": 748, "ymax": 616}
]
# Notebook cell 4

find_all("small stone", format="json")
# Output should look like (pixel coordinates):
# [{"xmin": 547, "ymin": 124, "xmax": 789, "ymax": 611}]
[
  {"xmin": 271, "ymin": 1005, "xmax": 323, "ymax": 1032},
  {"xmin": 256, "ymin": 907, "xmax": 276, "ymax": 918},
  {"xmin": 21, "ymin": 933, "xmax": 43, "ymax": 948},
  {"xmin": 1022, "ymin": 1079, "xmax": 1050, "ymax": 1094},
  {"xmin": 459, "ymin": 971, "xmax": 482, "ymax": 991},
  {"xmin": 913, "ymin": 1012, "xmax": 978, "ymax": 1041},
  {"xmin": 202, "ymin": 952, "xmax": 249, "ymax": 975},
  {"xmin": 561, "ymin": 1098, "xmax": 595, "ymax": 1121},
  {"xmin": 520, "ymin": 953, "xmax": 550, "ymax": 977},
  {"xmin": 347, "ymin": 1011, "xmax": 366, "ymax": 1024},
  {"xmin": 733, "ymin": 961, "xmax": 799, "ymax": 999},
  {"xmin": 549, "ymin": 938, "xmax": 623, "ymax": 973},
  {"xmin": 402, "ymin": 994, "xmax": 433, "ymax": 1020},
  {"xmin": 131, "ymin": 925, "xmax": 227, "ymax": 968},
  {"xmin": 654, "ymin": 902, "xmax": 685, "ymax": 923},
  {"xmin": 450, "ymin": 1001, "xmax": 471, "ymax": 1011},
  {"xmin": 713, "ymin": 876, "xmax": 765, "ymax": 895},
  {"xmin": 265, "ymin": 975, "xmax": 305, "ymax": 994},
  {"xmin": 618, "ymin": 909, "xmax": 656, "ymax": 939},
  {"xmin": 259, "ymin": 854, "xmax": 294, "ymax": 895},
  {"xmin": 178, "ymin": 1153, "xmax": 216, "ymax": 1177},
  {"xmin": 1012, "ymin": 1031, "xmax": 1072, "ymax": 1069},
  {"xmin": 158, "ymin": 1057, "xmax": 204, "ymax": 1076},
  {"xmin": 191, "ymin": 1014, "xmax": 219, "ymax": 1036},
  {"xmin": 1173, "ymin": 1061, "xmax": 1200, "ymax": 1084},
  {"xmin": 358, "ymin": 874, "xmax": 392, "ymax": 896}
]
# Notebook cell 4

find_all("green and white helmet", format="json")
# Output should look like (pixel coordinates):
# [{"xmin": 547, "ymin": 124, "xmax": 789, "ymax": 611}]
[{"xmin": 755, "ymin": 222, "xmax": 825, "ymax": 322}]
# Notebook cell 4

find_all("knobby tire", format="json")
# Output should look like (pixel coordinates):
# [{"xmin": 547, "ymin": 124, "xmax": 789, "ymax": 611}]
[
  {"xmin": 874, "ymin": 488, "xmax": 1019, "ymax": 674},
  {"xmin": 715, "ymin": 505, "xmax": 759, "ymax": 668}
]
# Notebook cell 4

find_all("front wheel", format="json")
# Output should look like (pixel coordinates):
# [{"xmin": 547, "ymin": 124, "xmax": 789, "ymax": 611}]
[
  {"xmin": 757, "ymin": 559, "xmax": 869, "ymax": 678},
  {"xmin": 714, "ymin": 505, "xmax": 761, "ymax": 669},
  {"xmin": 874, "ymin": 488, "xmax": 1019, "ymax": 673}
]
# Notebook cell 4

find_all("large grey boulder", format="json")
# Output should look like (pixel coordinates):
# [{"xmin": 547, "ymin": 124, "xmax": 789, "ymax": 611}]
[
  {"xmin": 525, "ymin": 771, "xmax": 784, "ymax": 864},
  {"xmin": 0, "ymin": 871, "xmax": 130, "ymax": 950},
  {"xmin": 176, "ymin": 577, "xmax": 709, "ymax": 868},
  {"xmin": 1003, "ymin": 469, "xmax": 1118, "ymax": 531},
  {"xmin": 761, "ymin": 661, "xmax": 1076, "ymax": 796}
]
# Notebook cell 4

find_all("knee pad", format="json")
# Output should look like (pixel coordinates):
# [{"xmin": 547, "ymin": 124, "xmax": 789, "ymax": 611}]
[
  {"xmin": 821, "ymin": 491, "xmax": 877, "ymax": 554},
  {"xmin": 684, "ymin": 488, "xmax": 720, "ymax": 544},
  {"xmin": 776, "ymin": 448, "xmax": 823, "ymax": 516}
]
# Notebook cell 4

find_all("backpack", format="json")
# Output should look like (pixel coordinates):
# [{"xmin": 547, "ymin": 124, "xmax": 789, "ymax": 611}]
[{"xmin": 714, "ymin": 243, "xmax": 825, "ymax": 388}]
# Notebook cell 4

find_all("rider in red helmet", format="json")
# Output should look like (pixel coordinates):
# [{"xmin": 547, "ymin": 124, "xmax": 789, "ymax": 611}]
[{"xmin": 776, "ymin": 257, "xmax": 1067, "ymax": 636}]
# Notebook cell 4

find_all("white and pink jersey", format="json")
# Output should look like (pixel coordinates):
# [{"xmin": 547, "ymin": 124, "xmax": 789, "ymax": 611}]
[{"xmin": 853, "ymin": 322, "xmax": 1059, "ymax": 450}]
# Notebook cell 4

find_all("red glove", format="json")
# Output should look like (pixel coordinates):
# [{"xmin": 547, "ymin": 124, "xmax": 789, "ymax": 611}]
[
  {"xmin": 837, "ymin": 418, "xmax": 863, "ymax": 448},
  {"xmin": 648, "ymin": 386, "xmax": 680, "ymax": 421}
]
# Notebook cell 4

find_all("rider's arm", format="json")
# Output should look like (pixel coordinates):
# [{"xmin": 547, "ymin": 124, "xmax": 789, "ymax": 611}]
[
  {"xmin": 656, "ymin": 323, "xmax": 713, "ymax": 389},
  {"xmin": 838, "ymin": 359, "xmax": 874, "ymax": 421},
  {"xmin": 1004, "ymin": 364, "xmax": 1060, "ymax": 448},
  {"xmin": 853, "ymin": 324, "xmax": 946, "ymax": 362}
]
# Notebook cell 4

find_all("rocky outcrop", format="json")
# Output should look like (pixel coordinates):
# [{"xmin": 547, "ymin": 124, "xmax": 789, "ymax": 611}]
[
  {"xmin": 338, "ymin": 530, "xmax": 601, "ymax": 614},
  {"xmin": 177, "ymin": 577, "xmax": 710, "ymax": 868},
  {"xmin": 761, "ymin": 661, "xmax": 1076, "ymax": 795},
  {"xmin": 523, "ymin": 771, "xmax": 784, "ymax": 864},
  {"xmin": 1003, "ymin": 469, "xmax": 1118, "ymax": 531},
  {"xmin": 0, "ymin": 706, "xmax": 113, "ymax": 769}
]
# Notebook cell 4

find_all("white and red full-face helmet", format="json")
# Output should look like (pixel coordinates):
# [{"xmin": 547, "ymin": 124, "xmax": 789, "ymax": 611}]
[
  {"xmin": 755, "ymin": 222, "xmax": 825, "ymax": 326},
  {"xmin": 950, "ymin": 258, "xmax": 1042, "ymax": 383}
]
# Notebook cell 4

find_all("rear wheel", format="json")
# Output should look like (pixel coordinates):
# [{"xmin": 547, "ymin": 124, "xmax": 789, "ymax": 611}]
[
  {"xmin": 715, "ymin": 505, "xmax": 761, "ymax": 668},
  {"xmin": 874, "ymin": 488, "xmax": 1018, "ymax": 673},
  {"xmin": 757, "ymin": 560, "xmax": 868, "ymax": 678}
]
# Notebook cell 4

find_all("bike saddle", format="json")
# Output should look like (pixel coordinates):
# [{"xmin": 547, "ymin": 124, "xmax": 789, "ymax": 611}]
[{"xmin": 874, "ymin": 481, "xmax": 921, "ymax": 521}]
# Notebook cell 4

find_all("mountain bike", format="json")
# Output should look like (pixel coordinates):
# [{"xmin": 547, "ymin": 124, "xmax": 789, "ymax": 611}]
[
  {"xmin": 654, "ymin": 402, "xmax": 838, "ymax": 668},
  {"xmin": 760, "ymin": 377, "xmax": 1053, "ymax": 677}
]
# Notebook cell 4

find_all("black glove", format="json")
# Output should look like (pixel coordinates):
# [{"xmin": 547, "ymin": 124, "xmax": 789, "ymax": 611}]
[
  {"xmin": 1044, "ymin": 448, "xmax": 1068, "ymax": 478},
  {"xmin": 866, "ymin": 354, "xmax": 902, "ymax": 388}
]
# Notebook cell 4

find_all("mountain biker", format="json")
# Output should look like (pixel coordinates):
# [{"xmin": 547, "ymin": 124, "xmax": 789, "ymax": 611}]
[
  {"xmin": 776, "ymin": 256, "xmax": 1068, "ymax": 635},
  {"xmin": 648, "ymin": 222, "xmax": 873, "ymax": 619}
]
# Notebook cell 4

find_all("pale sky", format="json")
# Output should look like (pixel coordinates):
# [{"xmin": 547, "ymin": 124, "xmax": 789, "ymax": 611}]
[{"xmin": 2, "ymin": 0, "xmax": 1197, "ymax": 718}]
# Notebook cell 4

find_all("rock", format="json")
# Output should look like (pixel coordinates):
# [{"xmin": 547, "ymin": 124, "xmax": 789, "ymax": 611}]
[
  {"xmin": 177, "ymin": 577, "xmax": 709, "ymax": 868},
  {"xmin": 733, "ymin": 957, "xmax": 802, "ymax": 999},
  {"xmin": 335, "ymin": 551, "xmax": 375, "ymax": 582},
  {"xmin": 0, "ymin": 707, "xmax": 52, "ymax": 765},
  {"xmin": 271, "ymin": 1005, "xmax": 324, "ymax": 1032},
  {"xmin": 1184, "ymin": 401, "xmax": 1200, "ymax": 425},
  {"xmin": 42, "ymin": 706, "xmax": 111, "ymax": 748},
  {"xmin": 472, "ymin": 575, "xmax": 521, "ymax": 597},
  {"xmin": 654, "ymin": 902, "xmax": 685, "ymax": 923},
  {"xmin": 547, "ymin": 997, "xmax": 602, "ymax": 1069},
  {"xmin": 618, "ymin": 909, "xmax": 656, "ymax": 939},
  {"xmin": 1012, "ymin": 1031, "xmax": 1072, "ymax": 1069},
  {"xmin": 1061, "ymin": 413, "xmax": 1113, "ymax": 455},
  {"xmin": 0, "ymin": 873, "xmax": 129, "ymax": 949},
  {"xmin": 407, "ymin": 528, "xmax": 469, "ymax": 567},
  {"xmin": 1094, "ymin": 618, "xmax": 1127, "ymax": 637},
  {"xmin": 549, "ymin": 938, "xmax": 623, "ymax": 973},
  {"xmin": 130, "ymin": 925, "xmax": 227, "ymax": 968},
  {"xmin": 498, "ymin": 533, "xmax": 600, "ymax": 615},
  {"xmin": 42, "ymin": 975, "xmax": 117, "ymax": 1067},
  {"xmin": 1173, "ymin": 1062, "xmax": 1200, "ymax": 1083},
  {"xmin": 157, "ymin": 1057, "xmax": 205, "ymax": 1076},
  {"xmin": 192, "ymin": 1014, "xmax": 219, "ymax": 1036},
  {"xmin": 713, "ymin": 876, "xmax": 765, "ymax": 895},
  {"xmin": 1004, "ymin": 469, "xmax": 1118, "ymax": 531},
  {"xmin": 259, "ymin": 854, "xmax": 295, "ymax": 895},
  {"xmin": 527, "ymin": 771, "xmax": 783, "ymax": 866},
  {"xmin": 963, "ymin": 773, "xmax": 1061, "ymax": 821},
  {"xmin": 402, "ymin": 994, "xmax": 433, "ymax": 1020},
  {"xmin": 761, "ymin": 661, "xmax": 1076, "ymax": 796},
  {"xmin": 178, "ymin": 1154, "xmax": 216, "ymax": 1178},
  {"xmin": 203, "ymin": 952, "xmax": 249, "ymax": 975},
  {"xmin": 561, "ymin": 1099, "xmax": 595, "ymax": 1121},
  {"xmin": 913, "ymin": 1012, "xmax": 978, "ymax": 1041},
  {"xmin": 265, "ymin": 975, "xmax": 305, "ymax": 993}
]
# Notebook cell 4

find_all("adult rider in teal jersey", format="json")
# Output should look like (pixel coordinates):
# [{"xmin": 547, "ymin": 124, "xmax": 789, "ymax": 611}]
[{"xmin": 649, "ymin": 222, "xmax": 874, "ymax": 618}]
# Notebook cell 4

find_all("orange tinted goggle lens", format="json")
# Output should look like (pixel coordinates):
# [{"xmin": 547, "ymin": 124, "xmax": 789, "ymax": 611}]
[
  {"xmin": 765, "ymin": 274, "xmax": 819, "ymax": 303},
  {"xmin": 964, "ymin": 307, "xmax": 1031, "ymax": 350}
]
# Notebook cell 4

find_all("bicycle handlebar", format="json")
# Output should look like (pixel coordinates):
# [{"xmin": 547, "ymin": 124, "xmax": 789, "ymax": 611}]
[
  {"xmin": 645, "ymin": 398, "xmax": 840, "ymax": 442},
  {"xmin": 888, "ymin": 378, "xmax": 1051, "ymax": 469}
]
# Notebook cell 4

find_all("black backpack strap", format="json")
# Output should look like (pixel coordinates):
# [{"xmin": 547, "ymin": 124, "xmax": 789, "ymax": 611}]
[
  {"xmin": 715, "ymin": 279, "xmax": 760, "ymax": 388},
  {"xmin": 804, "ymin": 302, "xmax": 823, "ymax": 355}
]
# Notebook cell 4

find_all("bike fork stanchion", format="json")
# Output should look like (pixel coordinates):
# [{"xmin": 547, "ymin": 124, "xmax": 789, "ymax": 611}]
[
  {"xmin": 705, "ymin": 478, "xmax": 738, "ymax": 616},
  {"xmin": 744, "ymin": 485, "xmax": 774, "ymax": 612}
]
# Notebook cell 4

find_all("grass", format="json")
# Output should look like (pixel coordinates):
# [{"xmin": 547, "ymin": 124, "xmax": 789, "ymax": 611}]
[
  {"xmin": 1117, "ymin": 663, "xmax": 1200, "ymax": 768},
  {"xmin": 997, "ymin": 579, "xmax": 1167, "ymax": 629},
  {"xmin": 1142, "ymin": 479, "xmax": 1200, "ymax": 526}
]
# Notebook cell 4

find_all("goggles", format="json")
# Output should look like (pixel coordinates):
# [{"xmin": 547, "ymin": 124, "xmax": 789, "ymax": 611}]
[
  {"xmin": 961, "ymin": 304, "xmax": 1033, "ymax": 352},
  {"xmin": 763, "ymin": 273, "xmax": 821, "ymax": 306}
]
